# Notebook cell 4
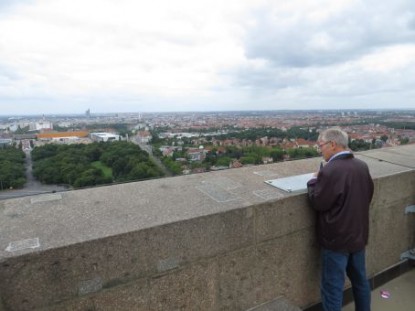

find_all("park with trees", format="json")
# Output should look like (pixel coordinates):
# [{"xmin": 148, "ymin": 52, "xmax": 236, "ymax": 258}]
[{"xmin": 32, "ymin": 141, "xmax": 163, "ymax": 188}]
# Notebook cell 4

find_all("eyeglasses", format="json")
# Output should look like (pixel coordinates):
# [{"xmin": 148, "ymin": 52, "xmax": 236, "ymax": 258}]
[{"xmin": 318, "ymin": 141, "xmax": 331, "ymax": 148}]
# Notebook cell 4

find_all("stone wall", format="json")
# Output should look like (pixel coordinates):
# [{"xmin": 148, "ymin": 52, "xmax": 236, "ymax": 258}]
[{"xmin": 0, "ymin": 145, "xmax": 414, "ymax": 310}]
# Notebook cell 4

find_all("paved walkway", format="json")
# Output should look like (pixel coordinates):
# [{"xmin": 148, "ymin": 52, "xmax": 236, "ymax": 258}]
[
  {"xmin": 133, "ymin": 139, "xmax": 172, "ymax": 177},
  {"xmin": 343, "ymin": 268, "xmax": 415, "ymax": 311},
  {"xmin": 0, "ymin": 149, "xmax": 68, "ymax": 200}
]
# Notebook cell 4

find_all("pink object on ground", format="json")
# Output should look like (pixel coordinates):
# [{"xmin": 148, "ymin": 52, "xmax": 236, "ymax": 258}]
[{"xmin": 380, "ymin": 290, "xmax": 391, "ymax": 299}]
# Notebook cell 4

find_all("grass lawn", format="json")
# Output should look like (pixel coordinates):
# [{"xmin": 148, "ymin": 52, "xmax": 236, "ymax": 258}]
[{"xmin": 91, "ymin": 161, "xmax": 113, "ymax": 178}]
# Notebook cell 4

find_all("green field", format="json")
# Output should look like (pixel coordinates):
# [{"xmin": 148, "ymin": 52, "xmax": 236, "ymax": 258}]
[{"xmin": 91, "ymin": 161, "xmax": 113, "ymax": 178}]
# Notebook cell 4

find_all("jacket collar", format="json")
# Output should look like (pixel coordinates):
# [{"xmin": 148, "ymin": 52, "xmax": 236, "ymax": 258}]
[{"xmin": 328, "ymin": 151, "xmax": 354, "ymax": 163}]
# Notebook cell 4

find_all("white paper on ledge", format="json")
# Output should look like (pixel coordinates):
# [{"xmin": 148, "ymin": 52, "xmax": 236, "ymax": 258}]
[{"xmin": 264, "ymin": 173, "xmax": 314, "ymax": 193}]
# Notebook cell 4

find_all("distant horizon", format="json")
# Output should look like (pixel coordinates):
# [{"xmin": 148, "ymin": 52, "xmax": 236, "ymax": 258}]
[
  {"xmin": 0, "ymin": 108, "xmax": 415, "ymax": 118},
  {"xmin": 1, "ymin": 107, "xmax": 415, "ymax": 118}
]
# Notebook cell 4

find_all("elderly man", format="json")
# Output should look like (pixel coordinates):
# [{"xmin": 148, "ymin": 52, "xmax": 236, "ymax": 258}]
[{"xmin": 307, "ymin": 127, "xmax": 374, "ymax": 311}]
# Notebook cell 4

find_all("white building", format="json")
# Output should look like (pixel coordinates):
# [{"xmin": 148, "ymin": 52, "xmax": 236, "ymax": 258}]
[
  {"xmin": 90, "ymin": 132, "xmax": 120, "ymax": 142},
  {"xmin": 29, "ymin": 121, "xmax": 53, "ymax": 131}
]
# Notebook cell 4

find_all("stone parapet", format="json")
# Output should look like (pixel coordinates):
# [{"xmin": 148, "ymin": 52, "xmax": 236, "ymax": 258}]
[{"xmin": 0, "ymin": 145, "xmax": 414, "ymax": 310}]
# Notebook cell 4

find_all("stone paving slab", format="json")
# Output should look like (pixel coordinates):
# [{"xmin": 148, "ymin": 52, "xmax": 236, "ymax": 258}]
[
  {"xmin": 247, "ymin": 297, "xmax": 301, "ymax": 311},
  {"xmin": 343, "ymin": 269, "xmax": 415, "ymax": 311}
]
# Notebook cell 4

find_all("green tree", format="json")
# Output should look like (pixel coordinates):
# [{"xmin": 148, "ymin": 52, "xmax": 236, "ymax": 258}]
[
  {"xmin": 204, "ymin": 150, "xmax": 218, "ymax": 165},
  {"xmin": 0, "ymin": 147, "xmax": 26, "ymax": 190},
  {"xmin": 162, "ymin": 157, "xmax": 182, "ymax": 175},
  {"xmin": 399, "ymin": 137, "xmax": 409, "ymax": 145},
  {"xmin": 287, "ymin": 147, "xmax": 318, "ymax": 160},
  {"xmin": 270, "ymin": 148, "xmax": 284, "ymax": 161},
  {"xmin": 240, "ymin": 156, "xmax": 256, "ymax": 164},
  {"xmin": 380, "ymin": 135, "xmax": 388, "ymax": 143},
  {"xmin": 349, "ymin": 139, "xmax": 371, "ymax": 151},
  {"xmin": 216, "ymin": 156, "xmax": 232, "ymax": 166},
  {"xmin": 32, "ymin": 141, "xmax": 163, "ymax": 187},
  {"xmin": 74, "ymin": 168, "xmax": 106, "ymax": 188}
]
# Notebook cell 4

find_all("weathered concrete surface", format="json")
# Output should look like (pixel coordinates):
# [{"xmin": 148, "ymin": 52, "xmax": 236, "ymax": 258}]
[
  {"xmin": 359, "ymin": 146, "xmax": 415, "ymax": 169},
  {"xmin": 0, "ymin": 145, "xmax": 414, "ymax": 310}
]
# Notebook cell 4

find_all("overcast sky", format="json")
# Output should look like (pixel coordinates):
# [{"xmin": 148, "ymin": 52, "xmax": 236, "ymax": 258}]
[{"xmin": 1, "ymin": 0, "xmax": 414, "ymax": 115}]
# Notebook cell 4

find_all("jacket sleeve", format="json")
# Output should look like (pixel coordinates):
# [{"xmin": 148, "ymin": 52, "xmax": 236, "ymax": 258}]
[{"xmin": 307, "ymin": 169, "xmax": 341, "ymax": 212}]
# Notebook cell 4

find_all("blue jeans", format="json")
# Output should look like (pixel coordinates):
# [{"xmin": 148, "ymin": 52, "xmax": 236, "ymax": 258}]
[{"xmin": 321, "ymin": 248, "xmax": 371, "ymax": 311}]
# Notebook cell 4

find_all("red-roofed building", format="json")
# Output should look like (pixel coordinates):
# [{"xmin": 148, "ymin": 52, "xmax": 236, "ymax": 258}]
[{"xmin": 137, "ymin": 131, "xmax": 152, "ymax": 143}]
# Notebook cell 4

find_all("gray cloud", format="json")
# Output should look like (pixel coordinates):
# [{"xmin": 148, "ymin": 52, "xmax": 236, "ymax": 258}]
[
  {"xmin": 243, "ymin": 1, "xmax": 415, "ymax": 68},
  {"xmin": 220, "ymin": 0, "xmax": 415, "ymax": 106},
  {"xmin": 226, "ymin": 64, "xmax": 305, "ymax": 92}
]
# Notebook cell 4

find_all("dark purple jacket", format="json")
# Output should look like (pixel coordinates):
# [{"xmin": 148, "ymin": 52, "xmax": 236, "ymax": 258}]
[{"xmin": 307, "ymin": 153, "xmax": 374, "ymax": 252}]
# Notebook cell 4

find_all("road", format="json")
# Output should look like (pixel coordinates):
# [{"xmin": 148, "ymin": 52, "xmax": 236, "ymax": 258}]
[
  {"xmin": 134, "ymin": 140, "xmax": 172, "ymax": 177},
  {"xmin": 0, "ymin": 149, "xmax": 69, "ymax": 200}
]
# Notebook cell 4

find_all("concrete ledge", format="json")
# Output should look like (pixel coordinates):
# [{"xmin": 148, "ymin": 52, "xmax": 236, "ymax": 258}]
[{"xmin": 0, "ymin": 145, "xmax": 414, "ymax": 310}]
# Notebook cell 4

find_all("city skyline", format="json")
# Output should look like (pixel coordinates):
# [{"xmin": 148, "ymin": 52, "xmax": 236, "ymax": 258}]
[
  {"xmin": 0, "ymin": 108, "xmax": 415, "ymax": 120},
  {"xmin": 1, "ymin": 0, "xmax": 415, "ymax": 115}
]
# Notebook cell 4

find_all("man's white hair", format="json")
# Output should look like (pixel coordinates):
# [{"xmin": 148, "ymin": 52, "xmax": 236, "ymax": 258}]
[{"xmin": 319, "ymin": 127, "xmax": 348, "ymax": 148}]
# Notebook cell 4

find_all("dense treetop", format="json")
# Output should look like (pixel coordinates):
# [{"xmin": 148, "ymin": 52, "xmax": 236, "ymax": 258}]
[
  {"xmin": 0, "ymin": 146, "xmax": 26, "ymax": 190},
  {"xmin": 32, "ymin": 141, "xmax": 163, "ymax": 188}
]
